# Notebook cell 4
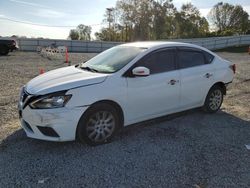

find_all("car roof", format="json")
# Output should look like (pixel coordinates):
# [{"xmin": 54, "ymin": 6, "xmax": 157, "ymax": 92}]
[
  {"xmin": 120, "ymin": 41, "xmax": 219, "ymax": 59},
  {"xmin": 121, "ymin": 41, "xmax": 205, "ymax": 50}
]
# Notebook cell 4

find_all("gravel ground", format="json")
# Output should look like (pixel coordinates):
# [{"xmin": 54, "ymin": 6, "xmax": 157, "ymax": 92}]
[{"xmin": 0, "ymin": 51, "xmax": 250, "ymax": 188}]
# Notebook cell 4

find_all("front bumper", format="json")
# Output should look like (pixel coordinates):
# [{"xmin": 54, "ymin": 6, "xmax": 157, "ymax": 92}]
[{"xmin": 19, "ymin": 105, "xmax": 88, "ymax": 142}]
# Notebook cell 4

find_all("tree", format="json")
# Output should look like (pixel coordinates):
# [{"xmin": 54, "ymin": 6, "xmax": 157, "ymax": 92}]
[
  {"xmin": 208, "ymin": 2, "xmax": 249, "ymax": 34},
  {"xmin": 11, "ymin": 35, "xmax": 18, "ymax": 38},
  {"xmin": 173, "ymin": 3, "xmax": 209, "ymax": 38},
  {"xmin": 69, "ymin": 29, "xmax": 79, "ymax": 40},
  {"xmin": 152, "ymin": 0, "xmax": 177, "ymax": 39},
  {"xmin": 95, "ymin": 28, "xmax": 112, "ymax": 41},
  {"xmin": 77, "ymin": 24, "xmax": 92, "ymax": 41},
  {"xmin": 68, "ymin": 24, "xmax": 92, "ymax": 40},
  {"xmin": 96, "ymin": 0, "xmax": 212, "ymax": 41},
  {"xmin": 117, "ymin": 0, "xmax": 156, "ymax": 41}
]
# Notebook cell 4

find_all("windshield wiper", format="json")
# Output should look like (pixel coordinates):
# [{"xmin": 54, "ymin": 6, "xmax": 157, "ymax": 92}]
[{"xmin": 80, "ymin": 66, "xmax": 99, "ymax": 73}]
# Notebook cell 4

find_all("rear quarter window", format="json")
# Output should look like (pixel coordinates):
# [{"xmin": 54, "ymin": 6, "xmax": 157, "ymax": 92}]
[{"xmin": 203, "ymin": 51, "xmax": 214, "ymax": 64}]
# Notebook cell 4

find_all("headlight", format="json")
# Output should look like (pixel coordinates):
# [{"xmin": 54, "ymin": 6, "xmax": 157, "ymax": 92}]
[{"xmin": 30, "ymin": 92, "xmax": 72, "ymax": 109}]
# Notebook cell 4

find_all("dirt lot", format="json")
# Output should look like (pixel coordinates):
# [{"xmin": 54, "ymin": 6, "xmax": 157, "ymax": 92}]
[{"xmin": 0, "ymin": 51, "xmax": 250, "ymax": 187}]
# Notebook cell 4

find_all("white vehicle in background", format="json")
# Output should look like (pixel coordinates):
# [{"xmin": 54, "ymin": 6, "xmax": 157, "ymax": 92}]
[{"xmin": 18, "ymin": 42, "xmax": 235, "ymax": 145}]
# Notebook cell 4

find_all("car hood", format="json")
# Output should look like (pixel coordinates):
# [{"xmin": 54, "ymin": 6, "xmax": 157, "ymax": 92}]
[{"xmin": 26, "ymin": 66, "xmax": 108, "ymax": 95}]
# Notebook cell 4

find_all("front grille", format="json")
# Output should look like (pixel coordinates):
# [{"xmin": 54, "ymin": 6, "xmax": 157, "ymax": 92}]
[
  {"xmin": 22, "ymin": 89, "xmax": 29, "ymax": 103},
  {"xmin": 37, "ymin": 126, "xmax": 60, "ymax": 137},
  {"xmin": 18, "ymin": 110, "xmax": 22, "ymax": 118},
  {"xmin": 20, "ymin": 88, "xmax": 35, "ymax": 109},
  {"xmin": 23, "ymin": 120, "xmax": 33, "ymax": 133},
  {"xmin": 22, "ymin": 92, "xmax": 28, "ymax": 103}
]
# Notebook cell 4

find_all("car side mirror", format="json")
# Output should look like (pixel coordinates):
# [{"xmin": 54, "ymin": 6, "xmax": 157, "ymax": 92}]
[{"xmin": 132, "ymin": 66, "xmax": 150, "ymax": 77}]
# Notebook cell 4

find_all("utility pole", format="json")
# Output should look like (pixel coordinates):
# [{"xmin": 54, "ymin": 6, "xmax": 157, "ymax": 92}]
[{"xmin": 106, "ymin": 8, "xmax": 113, "ymax": 41}]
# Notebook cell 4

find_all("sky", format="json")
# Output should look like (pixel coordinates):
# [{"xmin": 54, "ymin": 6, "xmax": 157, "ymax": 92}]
[{"xmin": 0, "ymin": 0, "xmax": 250, "ymax": 39}]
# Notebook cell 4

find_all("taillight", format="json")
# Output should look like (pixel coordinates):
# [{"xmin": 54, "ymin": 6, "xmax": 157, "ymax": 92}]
[{"xmin": 229, "ymin": 64, "xmax": 236, "ymax": 74}]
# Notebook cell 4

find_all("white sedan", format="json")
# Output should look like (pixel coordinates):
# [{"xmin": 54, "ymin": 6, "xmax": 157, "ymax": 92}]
[{"xmin": 18, "ymin": 42, "xmax": 235, "ymax": 145}]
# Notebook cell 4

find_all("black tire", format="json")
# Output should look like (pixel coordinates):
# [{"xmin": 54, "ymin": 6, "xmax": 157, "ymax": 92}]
[
  {"xmin": 203, "ymin": 85, "xmax": 224, "ymax": 113},
  {"xmin": 76, "ymin": 103, "xmax": 121, "ymax": 146}
]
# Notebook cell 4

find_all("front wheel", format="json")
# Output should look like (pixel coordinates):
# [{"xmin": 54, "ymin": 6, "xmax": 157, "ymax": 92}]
[
  {"xmin": 76, "ymin": 103, "xmax": 120, "ymax": 146},
  {"xmin": 203, "ymin": 85, "xmax": 224, "ymax": 113}
]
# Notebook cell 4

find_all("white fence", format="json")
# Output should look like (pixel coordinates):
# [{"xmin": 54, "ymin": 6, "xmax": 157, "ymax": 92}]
[
  {"xmin": 173, "ymin": 35, "xmax": 250, "ymax": 50},
  {"xmin": 16, "ymin": 39, "xmax": 122, "ymax": 53},
  {"xmin": 16, "ymin": 35, "xmax": 250, "ymax": 53}
]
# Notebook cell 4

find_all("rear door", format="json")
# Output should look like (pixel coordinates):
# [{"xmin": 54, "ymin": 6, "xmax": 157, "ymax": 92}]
[{"xmin": 177, "ymin": 47, "xmax": 215, "ymax": 109}]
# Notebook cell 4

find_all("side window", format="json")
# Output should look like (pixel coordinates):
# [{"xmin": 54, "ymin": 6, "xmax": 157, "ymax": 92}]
[
  {"xmin": 203, "ymin": 51, "xmax": 214, "ymax": 64},
  {"xmin": 137, "ymin": 49, "xmax": 176, "ymax": 74},
  {"xmin": 178, "ymin": 50, "xmax": 206, "ymax": 69}
]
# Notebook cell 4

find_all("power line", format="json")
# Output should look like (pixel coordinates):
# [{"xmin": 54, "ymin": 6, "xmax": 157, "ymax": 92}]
[{"xmin": 0, "ymin": 17, "xmax": 105, "ymax": 28}]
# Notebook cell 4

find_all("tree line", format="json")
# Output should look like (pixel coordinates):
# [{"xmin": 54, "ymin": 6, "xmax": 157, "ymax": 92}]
[{"xmin": 69, "ymin": 0, "xmax": 250, "ymax": 41}]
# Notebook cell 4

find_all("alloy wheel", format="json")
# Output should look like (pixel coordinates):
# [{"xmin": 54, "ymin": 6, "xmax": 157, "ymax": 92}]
[
  {"xmin": 86, "ymin": 111, "xmax": 115, "ymax": 142},
  {"xmin": 209, "ymin": 89, "xmax": 222, "ymax": 111}
]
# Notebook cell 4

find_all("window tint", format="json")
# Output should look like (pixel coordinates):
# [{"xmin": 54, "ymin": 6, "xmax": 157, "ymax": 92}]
[
  {"xmin": 203, "ymin": 51, "xmax": 214, "ymax": 64},
  {"xmin": 137, "ymin": 49, "xmax": 176, "ymax": 74},
  {"xmin": 178, "ymin": 50, "xmax": 205, "ymax": 69}
]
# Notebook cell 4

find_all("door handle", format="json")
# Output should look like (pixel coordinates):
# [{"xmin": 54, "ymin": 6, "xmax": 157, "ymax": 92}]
[
  {"xmin": 204, "ymin": 73, "xmax": 213, "ymax": 78},
  {"xmin": 168, "ymin": 79, "xmax": 179, "ymax": 85}
]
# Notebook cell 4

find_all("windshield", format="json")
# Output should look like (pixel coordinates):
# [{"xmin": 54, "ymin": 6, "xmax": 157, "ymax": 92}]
[{"xmin": 80, "ymin": 46, "xmax": 145, "ymax": 73}]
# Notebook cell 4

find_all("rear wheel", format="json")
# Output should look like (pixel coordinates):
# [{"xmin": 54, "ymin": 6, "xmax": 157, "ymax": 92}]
[
  {"xmin": 77, "ymin": 103, "xmax": 120, "ymax": 146},
  {"xmin": 203, "ymin": 85, "xmax": 224, "ymax": 113}
]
